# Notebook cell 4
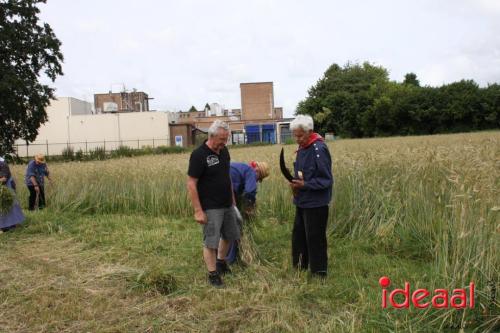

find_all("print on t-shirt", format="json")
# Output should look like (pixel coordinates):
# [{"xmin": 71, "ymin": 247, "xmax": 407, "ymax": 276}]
[{"xmin": 207, "ymin": 155, "xmax": 219, "ymax": 167}]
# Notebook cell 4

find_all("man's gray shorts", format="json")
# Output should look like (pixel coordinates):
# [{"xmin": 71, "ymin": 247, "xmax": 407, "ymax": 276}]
[{"xmin": 203, "ymin": 207, "xmax": 240, "ymax": 249}]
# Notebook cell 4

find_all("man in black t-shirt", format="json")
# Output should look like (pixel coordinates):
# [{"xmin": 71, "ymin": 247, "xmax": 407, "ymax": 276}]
[{"xmin": 187, "ymin": 120, "xmax": 240, "ymax": 287}]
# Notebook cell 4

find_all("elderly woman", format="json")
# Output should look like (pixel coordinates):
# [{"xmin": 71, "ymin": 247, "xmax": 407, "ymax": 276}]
[
  {"xmin": 289, "ymin": 115, "xmax": 333, "ymax": 277},
  {"xmin": 25, "ymin": 154, "xmax": 51, "ymax": 210},
  {"xmin": 226, "ymin": 161, "xmax": 270, "ymax": 264},
  {"xmin": 0, "ymin": 157, "xmax": 25, "ymax": 232}
]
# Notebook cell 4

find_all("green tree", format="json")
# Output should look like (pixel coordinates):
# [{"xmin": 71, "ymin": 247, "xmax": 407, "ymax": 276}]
[
  {"xmin": 188, "ymin": 105, "xmax": 197, "ymax": 112},
  {"xmin": 403, "ymin": 72, "xmax": 420, "ymax": 87},
  {"xmin": 297, "ymin": 61, "xmax": 389, "ymax": 137},
  {"xmin": 480, "ymin": 84, "xmax": 500, "ymax": 128},
  {"xmin": 437, "ymin": 80, "xmax": 481, "ymax": 132},
  {"xmin": 298, "ymin": 61, "xmax": 499, "ymax": 137},
  {"xmin": 0, "ymin": 0, "xmax": 63, "ymax": 155}
]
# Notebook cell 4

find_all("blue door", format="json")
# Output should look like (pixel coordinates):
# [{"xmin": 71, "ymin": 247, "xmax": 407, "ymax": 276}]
[
  {"xmin": 245, "ymin": 125, "xmax": 260, "ymax": 144},
  {"xmin": 262, "ymin": 124, "xmax": 276, "ymax": 144}
]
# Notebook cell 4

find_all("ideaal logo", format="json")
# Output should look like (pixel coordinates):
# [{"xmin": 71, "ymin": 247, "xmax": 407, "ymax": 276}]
[{"xmin": 379, "ymin": 276, "xmax": 475, "ymax": 309}]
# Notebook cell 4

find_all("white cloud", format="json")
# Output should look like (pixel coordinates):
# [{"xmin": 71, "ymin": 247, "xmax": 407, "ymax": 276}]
[
  {"xmin": 475, "ymin": 0, "xmax": 500, "ymax": 13},
  {"xmin": 38, "ymin": 0, "xmax": 500, "ymax": 117}
]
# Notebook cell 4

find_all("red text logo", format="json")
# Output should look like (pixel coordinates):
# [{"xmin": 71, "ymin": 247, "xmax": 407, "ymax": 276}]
[{"xmin": 379, "ymin": 276, "xmax": 474, "ymax": 309}]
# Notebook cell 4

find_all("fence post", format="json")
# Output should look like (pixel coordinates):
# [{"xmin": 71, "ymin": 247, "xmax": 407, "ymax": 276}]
[
  {"xmin": 104, "ymin": 139, "xmax": 106, "ymax": 153},
  {"xmin": 85, "ymin": 140, "xmax": 88, "ymax": 155},
  {"xmin": 46, "ymin": 140, "xmax": 49, "ymax": 157},
  {"xmin": 137, "ymin": 139, "xmax": 140, "ymax": 149},
  {"xmin": 25, "ymin": 140, "xmax": 29, "ymax": 158},
  {"xmin": 153, "ymin": 138, "xmax": 155, "ymax": 148}
]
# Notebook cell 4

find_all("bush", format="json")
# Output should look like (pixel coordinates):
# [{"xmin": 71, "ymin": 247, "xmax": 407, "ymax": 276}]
[
  {"xmin": 75, "ymin": 149, "xmax": 85, "ymax": 161},
  {"xmin": 61, "ymin": 146, "xmax": 75, "ymax": 161},
  {"xmin": 141, "ymin": 145, "xmax": 155, "ymax": 155},
  {"xmin": 154, "ymin": 145, "xmax": 188, "ymax": 154},
  {"xmin": 89, "ymin": 146, "xmax": 106, "ymax": 160},
  {"xmin": 111, "ymin": 145, "xmax": 135, "ymax": 158}
]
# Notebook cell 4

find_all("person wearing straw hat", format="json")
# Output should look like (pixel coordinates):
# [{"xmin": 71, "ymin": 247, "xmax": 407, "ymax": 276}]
[
  {"xmin": 24, "ymin": 154, "xmax": 52, "ymax": 210},
  {"xmin": 226, "ymin": 161, "xmax": 270, "ymax": 264},
  {"xmin": 230, "ymin": 161, "xmax": 269, "ymax": 218}
]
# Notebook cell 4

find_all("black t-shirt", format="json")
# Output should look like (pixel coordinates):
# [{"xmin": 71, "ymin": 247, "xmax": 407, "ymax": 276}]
[{"xmin": 187, "ymin": 141, "xmax": 232, "ymax": 210}]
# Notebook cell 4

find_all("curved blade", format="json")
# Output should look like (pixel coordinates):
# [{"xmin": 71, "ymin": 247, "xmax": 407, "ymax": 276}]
[{"xmin": 280, "ymin": 147, "xmax": 294, "ymax": 182}]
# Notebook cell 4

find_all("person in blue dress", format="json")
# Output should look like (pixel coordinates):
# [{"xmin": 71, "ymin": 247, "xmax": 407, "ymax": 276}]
[
  {"xmin": 0, "ymin": 157, "xmax": 25, "ymax": 232},
  {"xmin": 226, "ymin": 161, "xmax": 269, "ymax": 264}
]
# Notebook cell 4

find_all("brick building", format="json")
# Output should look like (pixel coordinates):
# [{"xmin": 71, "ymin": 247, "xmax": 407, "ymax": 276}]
[
  {"xmin": 173, "ymin": 82, "xmax": 291, "ymax": 145},
  {"xmin": 94, "ymin": 91, "xmax": 151, "ymax": 113},
  {"xmin": 240, "ymin": 82, "xmax": 283, "ymax": 120}
]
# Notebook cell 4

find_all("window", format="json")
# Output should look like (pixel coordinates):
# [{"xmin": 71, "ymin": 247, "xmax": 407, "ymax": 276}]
[{"xmin": 232, "ymin": 131, "xmax": 245, "ymax": 145}]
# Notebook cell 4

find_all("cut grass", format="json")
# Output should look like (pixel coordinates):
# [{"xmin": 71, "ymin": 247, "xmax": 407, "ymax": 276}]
[{"xmin": 0, "ymin": 211, "xmax": 468, "ymax": 332}]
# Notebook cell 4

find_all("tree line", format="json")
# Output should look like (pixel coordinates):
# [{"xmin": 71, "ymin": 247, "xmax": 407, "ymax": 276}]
[{"xmin": 297, "ymin": 62, "xmax": 500, "ymax": 137}]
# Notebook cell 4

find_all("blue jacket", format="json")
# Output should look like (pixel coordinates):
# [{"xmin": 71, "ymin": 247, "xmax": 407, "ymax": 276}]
[
  {"xmin": 293, "ymin": 140, "xmax": 333, "ymax": 208},
  {"xmin": 230, "ymin": 162, "xmax": 258, "ymax": 203},
  {"xmin": 24, "ymin": 160, "xmax": 49, "ymax": 186},
  {"xmin": 0, "ymin": 161, "xmax": 16, "ymax": 191}
]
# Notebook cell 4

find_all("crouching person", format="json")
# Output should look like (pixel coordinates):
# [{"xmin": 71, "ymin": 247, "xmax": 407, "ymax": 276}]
[
  {"xmin": 226, "ymin": 161, "xmax": 269, "ymax": 264},
  {"xmin": 186, "ymin": 120, "xmax": 240, "ymax": 287}
]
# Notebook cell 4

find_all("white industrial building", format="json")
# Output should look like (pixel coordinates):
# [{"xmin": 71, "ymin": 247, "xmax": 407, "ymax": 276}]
[{"xmin": 15, "ymin": 97, "xmax": 173, "ymax": 157}]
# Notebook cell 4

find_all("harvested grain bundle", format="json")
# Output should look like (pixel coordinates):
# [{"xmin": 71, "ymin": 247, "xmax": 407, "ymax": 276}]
[{"xmin": 0, "ymin": 186, "xmax": 15, "ymax": 214}]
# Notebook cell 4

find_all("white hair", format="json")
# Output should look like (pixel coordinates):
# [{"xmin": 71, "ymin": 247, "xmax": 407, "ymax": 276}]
[
  {"xmin": 290, "ymin": 114, "xmax": 314, "ymax": 132},
  {"xmin": 208, "ymin": 120, "xmax": 230, "ymax": 137}
]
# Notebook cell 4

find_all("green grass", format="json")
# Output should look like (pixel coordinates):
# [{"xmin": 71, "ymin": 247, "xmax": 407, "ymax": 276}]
[{"xmin": 1, "ymin": 211, "xmax": 441, "ymax": 332}]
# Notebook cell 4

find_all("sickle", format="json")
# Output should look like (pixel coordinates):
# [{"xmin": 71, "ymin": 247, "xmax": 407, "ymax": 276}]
[{"xmin": 279, "ymin": 147, "xmax": 295, "ymax": 182}]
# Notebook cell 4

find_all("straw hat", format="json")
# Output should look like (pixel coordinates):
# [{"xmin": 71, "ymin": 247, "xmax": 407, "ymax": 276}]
[
  {"xmin": 253, "ymin": 161, "xmax": 269, "ymax": 181},
  {"xmin": 34, "ymin": 154, "xmax": 46, "ymax": 163}
]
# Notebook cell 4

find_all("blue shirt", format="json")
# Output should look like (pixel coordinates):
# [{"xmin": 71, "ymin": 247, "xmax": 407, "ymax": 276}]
[
  {"xmin": 230, "ymin": 162, "xmax": 258, "ymax": 203},
  {"xmin": 25, "ymin": 160, "xmax": 49, "ymax": 186}
]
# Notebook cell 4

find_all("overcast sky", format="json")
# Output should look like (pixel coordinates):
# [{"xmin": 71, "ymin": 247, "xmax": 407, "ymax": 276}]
[{"xmin": 39, "ymin": 0, "xmax": 500, "ymax": 117}]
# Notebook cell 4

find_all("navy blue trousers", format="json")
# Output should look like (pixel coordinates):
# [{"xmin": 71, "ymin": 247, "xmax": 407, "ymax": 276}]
[{"xmin": 292, "ymin": 206, "xmax": 329, "ymax": 275}]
